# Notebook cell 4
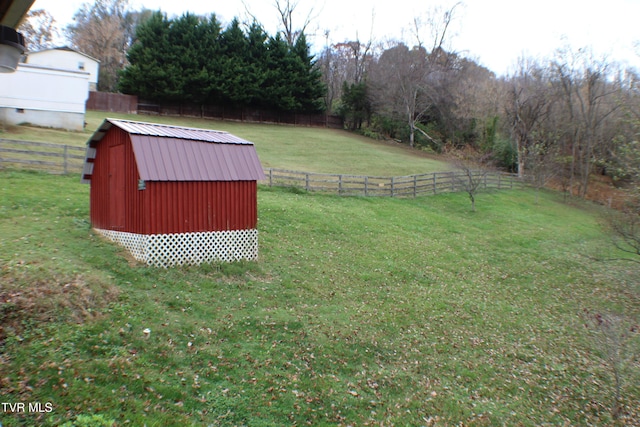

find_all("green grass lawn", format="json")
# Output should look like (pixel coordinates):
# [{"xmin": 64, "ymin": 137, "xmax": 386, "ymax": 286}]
[
  {"xmin": 1, "ymin": 111, "xmax": 450, "ymax": 176},
  {"xmin": 1, "ymin": 170, "xmax": 638, "ymax": 426}
]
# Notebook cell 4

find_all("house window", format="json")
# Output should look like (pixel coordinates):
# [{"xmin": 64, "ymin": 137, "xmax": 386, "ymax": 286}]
[{"xmin": 78, "ymin": 62, "xmax": 85, "ymax": 70}]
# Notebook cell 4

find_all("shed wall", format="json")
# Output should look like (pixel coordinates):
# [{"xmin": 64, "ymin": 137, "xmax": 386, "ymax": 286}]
[
  {"xmin": 139, "ymin": 180, "xmax": 258, "ymax": 235},
  {"xmin": 89, "ymin": 126, "xmax": 135, "ymax": 230}
]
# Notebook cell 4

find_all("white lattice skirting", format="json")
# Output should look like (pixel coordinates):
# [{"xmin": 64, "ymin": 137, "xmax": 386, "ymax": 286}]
[{"xmin": 94, "ymin": 228, "xmax": 259, "ymax": 267}]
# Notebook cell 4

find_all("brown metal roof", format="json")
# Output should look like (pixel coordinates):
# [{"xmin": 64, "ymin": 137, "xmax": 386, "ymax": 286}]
[
  {"xmin": 130, "ymin": 135, "xmax": 265, "ymax": 181},
  {"xmin": 83, "ymin": 118, "xmax": 265, "ymax": 183}
]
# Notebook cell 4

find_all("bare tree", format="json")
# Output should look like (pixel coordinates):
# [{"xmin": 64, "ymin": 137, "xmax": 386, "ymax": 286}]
[
  {"xmin": 552, "ymin": 47, "xmax": 621, "ymax": 197},
  {"xmin": 369, "ymin": 43, "xmax": 432, "ymax": 147},
  {"xmin": 319, "ymin": 35, "xmax": 374, "ymax": 113},
  {"xmin": 368, "ymin": 3, "xmax": 461, "ymax": 148},
  {"xmin": 604, "ymin": 197, "xmax": 640, "ymax": 263},
  {"xmin": 411, "ymin": 1, "xmax": 462, "ymax": 53},
  {"xmin": 453, "ymin": 150, "xmax": 489, "ymax": 212},
  {"xmin": 66, "ymin": 0, "xmax": 143, "ymax": 92},
  {"xmin": 445, "ymin": 56, "xmax": 502, "ymax": 149},
  {"xmin": 273, "ymin": 0, "xmax": 318, "ymax": 46},
  {"xmin": 506, "ymin": 58, "xmax": 554, "ymax": 179},
  {"xmin": 18, "ymin": 9, "xmax": 59, "ymax": 51}
]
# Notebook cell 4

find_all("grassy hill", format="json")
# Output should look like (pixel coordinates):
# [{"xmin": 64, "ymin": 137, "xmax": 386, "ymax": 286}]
[
  {"xmin": 0, "ymin": 114, "xmax": 639, "ymax": 425},
  {"xmin": 0, "ymin": 168, "xmax": 638, "ymax": 426},
  {"xmin": 1, "ymin": 111, "xmax": 450, "ymax": 176}
]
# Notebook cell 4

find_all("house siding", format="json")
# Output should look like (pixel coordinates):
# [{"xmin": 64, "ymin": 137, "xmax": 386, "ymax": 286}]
[{"xmin": 0, "ymin": 64, "xmax": 89, "ymax": 131}]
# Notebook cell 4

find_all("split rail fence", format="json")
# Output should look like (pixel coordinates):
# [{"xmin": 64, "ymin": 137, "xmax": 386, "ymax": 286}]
[
  {"xmin": 0, "ymin": 139, "xmax": 520, "ymax": 197},
  {"xmin": 0, "ymin": 139, "xmax": 85, "ymax": 174},
  {"xmin": 264, "ymin": 168, "xmax": 519, "ymax": 197}
]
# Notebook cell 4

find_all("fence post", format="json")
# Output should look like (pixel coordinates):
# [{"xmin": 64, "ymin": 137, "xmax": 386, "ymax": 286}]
[
  {"xmin": 339, "ymin": 175, "xmax": 343, "ymax": 194},
  {"xmin": 305, "ymin": 173, "xmax": 310, "ymax": 191},
  {"xmin": 433, "ymin": 173, "xmax": 437, "ymax": 194},
  {"xmin": 269, "ymin": 168, "xmax": 273, "ymax": 187},
  {"xmin": 498, "ymin": 173, "xmax": 501, "ymax": 189},
  {"xmin": 391, "ymin": 176, "xmax": 395, "ymax": 197},
  {"xmin": 364, "ymin": 176, "xmax": 368, "ymax": 196},
  {"xmin": 450, "ymin": 171, "xmax": 455, "ymax": 191},
  {"xmin": 63, "ymin": 145, "xmax": 68, "ymax": 174}
]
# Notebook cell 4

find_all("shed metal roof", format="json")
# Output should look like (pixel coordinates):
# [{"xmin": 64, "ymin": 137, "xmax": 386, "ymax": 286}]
[
  {"xmin": 82, "ymin": 118, "xmax": 265, "ymax": 183},
  {"xmin": 131, "ymin": 135, "xmax": 265, "ymax": 181}
]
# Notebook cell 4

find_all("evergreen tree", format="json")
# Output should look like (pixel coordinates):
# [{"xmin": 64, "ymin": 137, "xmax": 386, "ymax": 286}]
[
  {"xmin": 119, "ymin": 12, "xmax": 326, "ymax": 112},
  {"xmin": 218, "ymin": 19, "xmax": 253, "ymax": 107},
  {"xmin": 264, "ymin": 33, "xmax": 299, "ymax": 111},
  {"xmin": 291, "ymin": 34, "xmax": 325, "ymax": 112},
  {"xmin": 338, "ymin": 81, "xmax": 370, "ymax": 130},
  {"xmin": 119, "ymin": 12, "xmax": 222, "ymax": 104},
  {"xmin": 118, "ymin": 11, "xmax": 176, "ymax": 101},
  {"xmin": 263, "ymin": 33, "xmax": 324, "ymax": 112},
  {"xmin": 245, "ymin": 22, "xmax": 269, "ymax": 107},
  {"xmin": 169, "ymin": 13, "xmax": 220, "ymax": 105}
]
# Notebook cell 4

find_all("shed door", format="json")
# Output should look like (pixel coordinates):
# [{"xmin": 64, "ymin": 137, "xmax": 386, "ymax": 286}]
[{"xmin": 109, "ymin": 144, "xmax": 126, "ymax": 229}]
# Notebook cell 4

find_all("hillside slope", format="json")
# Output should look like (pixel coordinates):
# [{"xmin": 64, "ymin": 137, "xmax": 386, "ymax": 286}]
[
  {"xmin": 3, "ymin": 111, "xmax": 451, "ymax": 176},
  {"xmin": 0, "ymin": 170, "xmax": 638, "ymax": 426}
]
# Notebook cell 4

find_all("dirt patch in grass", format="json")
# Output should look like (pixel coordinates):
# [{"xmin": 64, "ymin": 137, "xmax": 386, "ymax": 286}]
[{"xmin": 0, "ymin": 270, "xmax": 119, "ymax": 343}]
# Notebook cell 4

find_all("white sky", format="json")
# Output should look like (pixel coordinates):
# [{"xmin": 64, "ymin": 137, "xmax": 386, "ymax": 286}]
[{"xmin": 30, "ymin": 0, "xmax": 640, "ymax": 76}]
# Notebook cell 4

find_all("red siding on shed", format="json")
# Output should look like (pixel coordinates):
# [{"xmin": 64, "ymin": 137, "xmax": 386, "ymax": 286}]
[
  {"xmin": 136, "ymin": 180, "xmax": 258, "ymax": 235},
  {"xmin": 90, "ymin": 127, "xmax": 135, "ymax": 230}
]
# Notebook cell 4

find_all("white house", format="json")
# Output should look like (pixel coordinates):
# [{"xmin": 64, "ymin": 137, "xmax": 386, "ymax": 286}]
[
  {"xmin": 0, "ymin": 62, "xmax": 90, "ymax": 131},
  {"xmin": 26, "ymin": 47, "xmax": 99, "ymax": 91}
]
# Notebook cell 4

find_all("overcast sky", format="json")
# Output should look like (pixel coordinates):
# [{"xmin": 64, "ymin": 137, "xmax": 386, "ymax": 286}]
[{"xmin": 31, "ymin": 0, "xmax": 640, "ymax": 75}]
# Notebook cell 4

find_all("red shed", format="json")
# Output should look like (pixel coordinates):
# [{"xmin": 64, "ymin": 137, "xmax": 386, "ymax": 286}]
[{"xmin": 81, "ymin": 118, "xmax": 265, "ymax": 267}]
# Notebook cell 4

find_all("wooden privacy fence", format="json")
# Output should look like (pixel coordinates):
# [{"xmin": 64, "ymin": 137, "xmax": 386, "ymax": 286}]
[
  {"xmin": 0, "ymin": 139, "xmax": 85, "ymax": 174},
  {"xmin": 86, "ymin": 91, "xmax": 138, "ymax": 113},
  {"xmin": 265, "ymin": 168, "xmax": 519, "ymax": 197},
  {"xmin": 137, "ymin": 101, "xmax": 344, "ymax": 128}
]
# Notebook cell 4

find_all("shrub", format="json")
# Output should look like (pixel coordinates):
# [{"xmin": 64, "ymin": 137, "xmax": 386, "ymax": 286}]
[{"xmin": 492, "ymin": 137, "xmax": 518, "ymax": 172}]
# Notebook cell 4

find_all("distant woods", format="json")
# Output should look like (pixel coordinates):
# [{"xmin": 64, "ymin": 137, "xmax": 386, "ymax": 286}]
[{"xmin": 18, "ymin": 0, "xmax": 640, "ymax": 200}]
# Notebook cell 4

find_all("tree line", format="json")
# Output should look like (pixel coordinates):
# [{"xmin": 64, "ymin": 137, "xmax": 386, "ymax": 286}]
[
  {"xmin": 319, "ymin": 24, "xmax": 640, "ymax": 201},
  {"xmin": 118, "ymin": 13, "xmax": 324, "ymax": 113},
  {"xmin": 19, "ymin": 0, "xmax": 324, "ymax": 113},
  {"xmin": 18, "ymin": 0, "xmax": 640, "ymax": 200}
]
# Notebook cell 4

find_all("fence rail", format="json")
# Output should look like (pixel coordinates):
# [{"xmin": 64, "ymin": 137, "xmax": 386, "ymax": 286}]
[
  {"xmin": 0, "ymin": 139, "xmax": 86, "ymax": 174},
  {"xmin": 0, "ymin": 139, "xmax": 520, "ymax": 197},
  {"xmin": 264, "ymin": 168, "xmax": 519, "ymax": 197}
]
